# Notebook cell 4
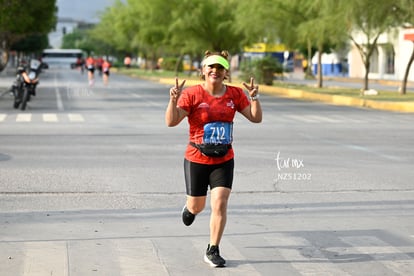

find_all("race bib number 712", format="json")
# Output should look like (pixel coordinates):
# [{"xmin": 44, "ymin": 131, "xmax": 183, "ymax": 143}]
[{"xmin": 202, "ymin": 122, "xmax": 233, "ymax": 145}]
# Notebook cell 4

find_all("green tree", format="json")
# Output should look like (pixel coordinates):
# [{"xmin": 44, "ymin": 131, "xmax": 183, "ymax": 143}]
[
  {"xmin": 298, "ymin": 0, "xmax": 348, "ymax": 87},
  {"xmin": 130, "ymin": 0, "xmax": 175, "ymax": 70},
  {"xmin": 233, "ymin": 0, "xmax": 281, "ymax": 46},
  {"xmin": 61, "ymin": 26, "xmax": 111, "ymax": 57},
  {"xmin": 170, "ymin": 0, "xmax": 243, "ymax": 53},
  {"xmin": 91, "ymin": 0, "xmax": 409, "ymax": 91},
  {"xmin": 397, "ymin": 0, "xmax": 414, "ymax": 95},
  {"xmin": 89, "ymin": 0, "xmax": 136, "ymax": 55},
  {"xmin": 91, "ymin": 0, "xmax": 177, "ymax": 70},
  {"xmin": 11, "ymin": 34, "xmax": 49, "ymax": 55},
  {"xmin": 169, "ymin": 0, "xmax": 244, "ymax": 76},
  {"xmin": 342, "ymin": 0, "xmax": 402, "ymax": 91},
  {"xmin": 92, "ymin": 0, "xmax": 244, "ymax": 74},
  {"xmin": 235, "ymin": 0, "xmax": 348, "ymax": 87},
  {"xmin": 62, "ymin": 28, "xmax": 88, "ymax": 49},
  {"xmin": 0, "ymin": 0, "xmax": 57, "ymax": 70}
]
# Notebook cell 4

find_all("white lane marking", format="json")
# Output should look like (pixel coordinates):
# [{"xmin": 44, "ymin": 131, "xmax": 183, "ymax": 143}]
[
  {"xmin": 116, "ymin": 239, "xmax": 167, "ymax": 276},
  {"xmin": 68, "ymin": 113, "xmax": 85, "ymax": 122},
  {"xmin": 56, "ymin": 88, "xmax": 64, "ymax": 111},
  {"xmin": 2, "ymin": 113, "xmax": 85, "ymax": 123},
  {"xmin": 22, "ymin": 241, "xmax": 69, "ymax": 276},
  {"xmin": 300, "ymin": 133, "xmax": 402, "ymax": 162},
  {"xmin": 16, "ymin": 113, "xmax": 32, "ymax": 122},
  {"xmin": 266, "ymin": 235, "xmax": 352, "ymax": 276},
  {"xmin": 341, "ymin": 236, "xmax": 414, "ymax": 275},
  {"xmin": 283, "ymin": 114, "xmax": 319, "ymax": 123},
  {"xmin": 126, "ymin": 92, "xmax": 161, "ymax": 107},
  {"xmin": 306, "ymin": 115, "xmax": 342, "ymax": 123},
  {"xmin": 343, "ymin": 143, "xmax": 401, "ymax": 161},
  {"xmin": 54, "ymin": 73, "xmax": 64, "ymax": 111},
  {"xmin": 43, "ymin": 113, "xmax": 58, "ymax": 122}
]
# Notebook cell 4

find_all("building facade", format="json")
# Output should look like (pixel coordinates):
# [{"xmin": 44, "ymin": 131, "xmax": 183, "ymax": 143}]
[{"xmin": 348, "ymin": 27, "xmax": 414, "ymax": 82}]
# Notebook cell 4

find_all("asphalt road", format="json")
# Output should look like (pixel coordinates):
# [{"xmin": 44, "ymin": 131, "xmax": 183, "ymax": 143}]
[{"xmin": 0, "ymin": 68, "xmax": 414, "ymax": 275}]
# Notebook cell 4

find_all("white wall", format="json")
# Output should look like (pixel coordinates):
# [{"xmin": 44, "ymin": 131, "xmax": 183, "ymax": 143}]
[{"xmin": 348, "ymin": 27, "xmax": 414, "ymax": 81}]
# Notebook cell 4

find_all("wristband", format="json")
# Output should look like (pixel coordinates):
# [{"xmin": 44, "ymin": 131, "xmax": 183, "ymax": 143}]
[{"xmin": 250, "ymin": 94, "xmax": 260, "ymax": 101}]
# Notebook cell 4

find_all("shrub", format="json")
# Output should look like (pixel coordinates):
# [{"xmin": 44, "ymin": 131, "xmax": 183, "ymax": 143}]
[
  {"xmin": 161, "ymin": 57, "xmax": 183, "ymax": 72},
  {"xmin": 240, "ymin": 56, "xmax": 282, "ymax": 85}
]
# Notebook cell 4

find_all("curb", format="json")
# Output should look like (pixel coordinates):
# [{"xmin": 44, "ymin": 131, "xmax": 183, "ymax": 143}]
[{"xmin": 258, "ymin": 85, "xmax": 414, "ymax": 113}]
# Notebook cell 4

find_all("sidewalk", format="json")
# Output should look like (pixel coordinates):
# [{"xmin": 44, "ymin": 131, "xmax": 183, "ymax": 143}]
[
  {"xmin": 274, "ymin": 70, "xmax": 414, "ymax": 113},
  {"xmin": 0, "ymin": 67, "xmax": 15, "ymax": 88},
  {"xmin": 0, "ymin": 70, "xmax": 13, "ymax": 98},
  {"xmin": 258, "ymin": 84, "xmax": 414, "ymax": 113}
]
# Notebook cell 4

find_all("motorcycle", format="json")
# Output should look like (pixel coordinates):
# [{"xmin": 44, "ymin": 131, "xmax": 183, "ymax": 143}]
[
  {"xmin": 10, "ymin": 66, "xmax": 25, "ymax": 109},
  {"xmin": 12, "ymin": 59, "xmax": 41, "ymax": 110}
]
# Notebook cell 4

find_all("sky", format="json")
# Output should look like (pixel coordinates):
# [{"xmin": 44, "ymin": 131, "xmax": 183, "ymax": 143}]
[
  {"xmin": 56, "ymin": 0, "xmax": 118, "ymax": 23},
  {"xmin": 49, "ymin": 0, "xmax": 119, "ymax": 48}
]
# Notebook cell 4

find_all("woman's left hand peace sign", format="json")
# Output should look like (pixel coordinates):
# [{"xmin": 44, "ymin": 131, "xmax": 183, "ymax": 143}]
[
  {"xmin": 242, "ymin": 77, "xmax": 259, "ymax": 98},
  {"xmin": 169, "ymin": 77, "xmax": 186, "ymax": 102}
]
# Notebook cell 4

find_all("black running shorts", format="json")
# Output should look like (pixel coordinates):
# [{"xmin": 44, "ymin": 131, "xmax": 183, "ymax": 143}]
[{"xmin": 184, "ymin": 158, "xmax": 234, "ymax": 197}]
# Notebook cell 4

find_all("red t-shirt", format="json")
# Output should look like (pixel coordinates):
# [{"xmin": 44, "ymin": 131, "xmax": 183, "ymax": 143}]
[
  {"xmin": 102, "ymin": 61, "xmax": 111, "ymax": 71},
  {"xmin": 86, "ymin": 57, "xmax": 95, "ymax": 68},
  {"xmin": 177, "ymin": 84, "xmax": 250, "ymax": 164}
]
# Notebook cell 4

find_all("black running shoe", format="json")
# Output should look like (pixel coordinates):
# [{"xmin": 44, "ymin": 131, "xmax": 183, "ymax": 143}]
[
  {"xmin": 182, "ymin": 206, "xmax": 195, "ymax": 226},
  {"xmin": 204, "ymin": 244, "xmax": 226, "ymax": 267}
]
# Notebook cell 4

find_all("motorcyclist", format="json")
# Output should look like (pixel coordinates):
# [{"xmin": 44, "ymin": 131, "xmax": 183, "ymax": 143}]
[{"xmin": 19, "ymin": 65, "xmax": 39, "ymax": 96}]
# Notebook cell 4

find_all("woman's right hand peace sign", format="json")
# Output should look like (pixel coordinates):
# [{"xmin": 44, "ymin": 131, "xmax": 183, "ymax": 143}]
[
  {"xmin": 169, "ymin": 77, "xmax": 186, "ymax": 102},
  {"xmin": 242, "ymin": 77, "xmax": 259, "ymax": 98}
]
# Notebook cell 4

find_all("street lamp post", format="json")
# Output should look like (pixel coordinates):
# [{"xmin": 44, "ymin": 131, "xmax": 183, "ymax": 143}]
[{"xmin": 283, "ymin": 51, "xmax": 289, "ymax": 80}]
